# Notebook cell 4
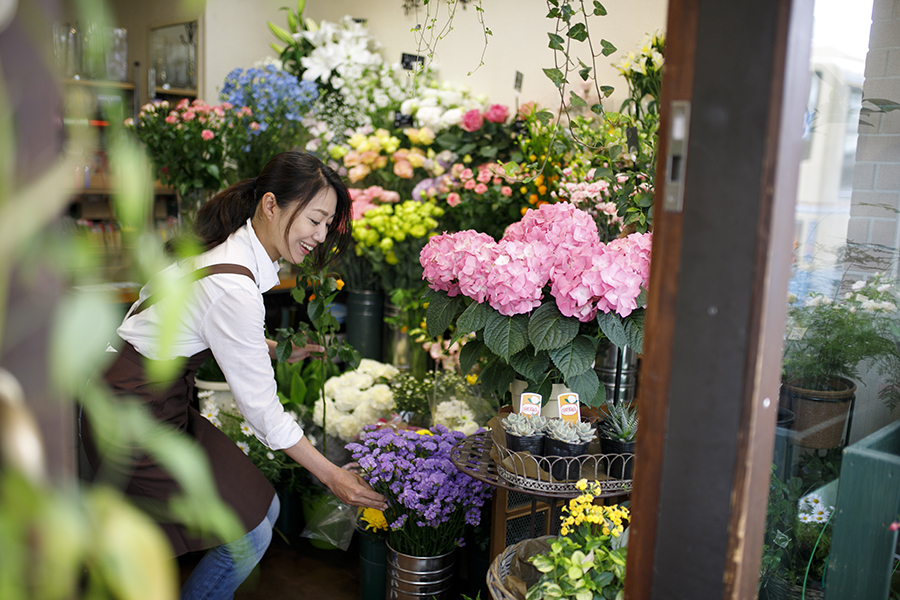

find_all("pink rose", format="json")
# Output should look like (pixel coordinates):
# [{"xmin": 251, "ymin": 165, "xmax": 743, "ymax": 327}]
[
  {"xmin": 222, "ymin": 102, "xmax": 234, "ymax": 110},
  {"xmin": 165, "ymin": 114, "xmax": 178, "ymax": 124},
  {"xmin": 250, "ymin": 121, "xmax": 260, "ymax": 131},
  {"xmin": 476, "ymin": 169, "xmax": 492, "ymax": 184},
  {"xmin": 501, "ymin": 186, "xmax": 512, "ymax": 197},
  {"xmin": 201, "ymin": 129, "xmax": 215, "ymax": 141},
  {"xmin": 394, "ymin": 160, "xmax": 414, "ymax": 179},
  {"xmin": 460, "ymin": 168, "xmax": 474, "ymax": 181},
  {"xmin": 182, "ymin": 110, "xmax": 196, "ymax": 121},
  {"xmin": 446, "ymin": 192, "xmax": 461, "ymax": 207},
  {"xmin": 460, "ymin": 109, "xmax": 484, "ymax": 132},
  {"xmin": 176, "ymin": 98, "xmax": 190, "ymax": 110},
  {"xmin": 484, "ymin": 104, "xmax": 510, "ymax": 124},
  {"xmin": 464, "ymin": 179, "xmax": 477, "ymax": 190},
  {"xmin": 474, "ymin": 183, "xmax": 488, "ymax": 195}
]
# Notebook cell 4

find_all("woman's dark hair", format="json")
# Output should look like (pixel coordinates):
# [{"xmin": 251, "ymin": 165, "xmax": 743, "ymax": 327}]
[{"xmin": 194, "ymin": 151, "xmax": 351, "ymax": 268}]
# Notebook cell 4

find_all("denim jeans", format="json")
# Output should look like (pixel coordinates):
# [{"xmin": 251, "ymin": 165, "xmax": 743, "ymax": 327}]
[{"xmin": 181, "ymin": 494, "xmax": 280, "ymax": 600}]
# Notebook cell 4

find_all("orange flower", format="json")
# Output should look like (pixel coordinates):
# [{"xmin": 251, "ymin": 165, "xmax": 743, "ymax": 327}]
[
  {"xmin": 528, "ymin": 194, "xmax": 539, "ymax": 204},
  {"xmin": 308, "ymin": 293, "xmax": 316, "ymax": 301},
  {"xmin": 335, "ymin": 278, "xmax": 345, "ymax": 290}
]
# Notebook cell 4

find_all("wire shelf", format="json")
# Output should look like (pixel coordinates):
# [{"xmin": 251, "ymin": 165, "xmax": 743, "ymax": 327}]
[{"xmin": 450, "ymin": 431, "xmax": 633, "ymax": 498}]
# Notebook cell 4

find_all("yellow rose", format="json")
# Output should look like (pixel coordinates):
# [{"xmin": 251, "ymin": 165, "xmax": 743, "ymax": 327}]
[{"xmin": 348, "ymin": 133, "xmax": 367, "ymax": 149}]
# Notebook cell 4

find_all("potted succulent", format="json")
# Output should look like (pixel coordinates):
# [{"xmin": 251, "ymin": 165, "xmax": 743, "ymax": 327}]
[
  {"xmin": 598, "ymin": 399, "xmax": 638, "ymax": 480},
  {"xmin": 501, "ymin": 413, "xmax": 548, "ymax": 456},
  {"xmin": 544, "ymin": 418, "xmax": 596, "ymax": 480},
  {"xmin": 782, "ymin": 276, "xmax": 900, "ymax": 449}
]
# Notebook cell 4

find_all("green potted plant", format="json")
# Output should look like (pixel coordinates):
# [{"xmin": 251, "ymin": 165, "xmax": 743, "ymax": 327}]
[
  {"xmin": 760, "ymin": 468, "xmax": 836, "ymax": 599},
  {"xmin": 544, "ymin": 418, "xmax": 596, "ymax": 481},
  {"xmin": 598, "ymin": 399, "xmax": 638, "ymax": 480},
  {"xmin": 782, "ymin": 276, "xmax": 900, "ymax": 448},
  {"xmin": 501, "ymin": 413, "xmax": 548, "ymax": 455}
]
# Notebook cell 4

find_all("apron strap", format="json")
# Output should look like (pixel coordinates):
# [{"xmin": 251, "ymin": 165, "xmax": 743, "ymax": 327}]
[{"xmin": 131, "ymin": 263, "xmax": 256, "ymax": 317}]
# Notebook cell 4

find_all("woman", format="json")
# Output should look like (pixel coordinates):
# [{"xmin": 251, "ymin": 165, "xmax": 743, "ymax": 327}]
[{"xmin": 82, "ymin": 152, "xmax": 385, "ymax": 599}]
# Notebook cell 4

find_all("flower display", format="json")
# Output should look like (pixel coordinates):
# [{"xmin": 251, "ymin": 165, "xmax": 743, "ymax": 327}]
[
  {"xmin": 353, "ymin": 199, "xmax": 444, "ymax": 292},
  {"xmin": 126, "ymin": 98, "xmax": 244, "ymax": 201},
  {"xmin": 432, "ymin": 399, "xmax": 479, "ymax": 436},
  {"xmin": 421, "ymin": 202, "xmax": 651, "ymax": 405},
  {"xmin": 434, "ymin": 162, "xmax": 531, "ymax": 240},
  {"xmin": 613, "ymin": 30, "xmax": 666, "ymax": 121},
  {"xmin": 219, "ymin": 61, "xmax": 319, "ymax": 179},
  {"xmin": 311, "ymin": 359, "xmax": 399, "ymax": 442},
  {"xmin": 527, "ymin": 479, "xmax": 629, "ymax": 600},
  {"xmin": 399, "ymin": 79, "xmax": 487, "ymax": 133},
  {"xmin": 201, "ymin": 394, "xmax": 308, "ymax": 493},
  {"xmin": 346, "ymin": 424, "xmax": 492, "ymax": 556}
]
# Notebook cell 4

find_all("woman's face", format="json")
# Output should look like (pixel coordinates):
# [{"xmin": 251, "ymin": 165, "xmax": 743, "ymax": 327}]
[{"xmin": 272, "ymin": 187, "xmax": 337, "ymax": 264}]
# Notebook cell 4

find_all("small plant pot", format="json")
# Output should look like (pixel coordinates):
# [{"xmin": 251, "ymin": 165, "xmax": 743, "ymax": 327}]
[
  {"xmin": 600, "ymin": 436, "xmax": 635, "ymax": 480},
  {"xmin": 544, "ymin": 438, "xmax": 590, "ymax": 481},
  {"xmin": 505, "ymin": 432, "xmax": 545, "ymax": 456}
]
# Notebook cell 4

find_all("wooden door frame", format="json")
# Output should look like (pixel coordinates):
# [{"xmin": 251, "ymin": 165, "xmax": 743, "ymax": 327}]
[{"xmin": 624, "ymin": 0, "xmax": 814, "ymax": 598}]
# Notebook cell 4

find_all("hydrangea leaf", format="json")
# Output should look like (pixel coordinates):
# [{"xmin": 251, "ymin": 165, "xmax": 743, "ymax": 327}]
[
  {"xmin": 566, "ymin": 369, "xmax": 603, "ymax": 408},
  {"xmin": 597, "ymin": 311, "xmax": 628, "ymax": 349},
  {"xmin": 510, "ymin": 349, "xmax": 550, "ymax": 382},
  {"xmin": 454, "ymin": 299, "xmax": 492, "ymax": 341},
  {"xmin": 549, "ymin": 334, "xmax": 596, "ymax": 379},
  {"xmin": 459, "ymin": 339, "xmax": 484, "ymax": 375},
  {"xmin": 484, "ymin": 311, "xmax": 529, "ymax": 360},
  {"xmin": 425, "ymin": 291, "xmax": 465, "ymax": 338},
  {"xmin": 530, "ymin": 302, "xmax": 579, "ymax": 352},
  {"xmin": 480, "ymin": 358, "xmax": 517, "ymax": 399}
]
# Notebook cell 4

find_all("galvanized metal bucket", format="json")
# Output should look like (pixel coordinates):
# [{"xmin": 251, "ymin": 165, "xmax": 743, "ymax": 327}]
[{"xmin": 386, "ymin": 544, "xmax": 456, "ymax": 600}]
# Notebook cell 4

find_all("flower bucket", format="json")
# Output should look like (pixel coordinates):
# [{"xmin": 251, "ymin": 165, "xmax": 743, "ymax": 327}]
[
  {"xmin": 347, "ymin": 289, "xmax": 384, "ymax": 361},
  {"xmin": 785, "ymin": 378, "xmax": 855, "ymax": 449},
  {"xmin": 595, "ymin": 340, "xmax": 640, "ymax": 404},
  {"xmin": 386, "ymin": 544, "xmax": 456, "ymax": 600},
  {"xmin": 359, "ymin": 530, "xmax": 388, "ymax": 600}
]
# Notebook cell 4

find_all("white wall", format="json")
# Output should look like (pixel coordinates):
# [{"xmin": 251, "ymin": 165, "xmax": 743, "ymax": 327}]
[{"xmin": 296, "ymin": 0, "xmax": 665, "ymax": 112}]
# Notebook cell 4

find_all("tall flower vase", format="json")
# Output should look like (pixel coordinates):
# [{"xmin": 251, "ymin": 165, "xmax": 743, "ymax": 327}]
[
  {"xmin": 176, "ymin": 187, "xmax": 213, "ymax": 229},
  {"xmin": 359, "ymin": 530, "xmax": 388, "ymax": 600},
  {"xmin": 595, "ymin": 339, "xmax": 640, "ymax": 403},
  {"xmin": 384, "ymin": 303, "xmax": 428, "ymax": 379},
  {"xmin": 346, "ymin": 289, "xmax": 384, "ymax": 361},
  {"xmin": 386, "ymin": 543, "xmax": 457, "ymax": 600}
]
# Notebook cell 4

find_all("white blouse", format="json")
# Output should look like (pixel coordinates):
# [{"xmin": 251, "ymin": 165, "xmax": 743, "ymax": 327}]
[{"xmin": 117, "ymin": 218, "xmax": 303, "ymax": 450}]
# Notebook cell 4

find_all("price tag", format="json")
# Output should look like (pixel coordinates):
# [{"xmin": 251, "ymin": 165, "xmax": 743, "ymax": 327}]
[
  {"xmin": 401, "ymin": 53, "xmax": 425, "ymax": 70},
  {"xmin": 514, "ymin": 71, "xmax": 523, "ymax": 92},
  {"xmin": 788, "ymin": 327, "xmax": 807, "ymax": 340},
  {"xmin": 519, "ymin": 393, "xmax": 543, "ymax": 417},
  {"xmin": 558, "ymin": 392, "xmax": 580, "ymax": 424}
]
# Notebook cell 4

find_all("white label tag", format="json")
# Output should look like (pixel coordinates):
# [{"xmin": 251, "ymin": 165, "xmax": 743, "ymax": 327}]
[
  {"xmin": 788, "ymin": 327, "xmax": 807, "ymax": 340},
  {"xmin": 558, "ymin": 392, "xmax": 580, "ymax": 424},
  {"xmin": 519, "ymin": 393, "xmax": 542, "ymax": 416}
]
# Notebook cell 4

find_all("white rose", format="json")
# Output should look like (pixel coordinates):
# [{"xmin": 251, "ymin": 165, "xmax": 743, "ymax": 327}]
[
  {"xmin": 852, "ymin": 280, "xmax": 866, "ymax": 291},
  {"xmin": 440, "ymin": 108, "xmax": 464, "ymax": 129}
]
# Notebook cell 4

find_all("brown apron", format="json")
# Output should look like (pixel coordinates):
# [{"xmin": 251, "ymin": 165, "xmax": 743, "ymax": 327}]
[{"xmin": 81, "ymin": 264, "xmax": 275, "ymax": 556}]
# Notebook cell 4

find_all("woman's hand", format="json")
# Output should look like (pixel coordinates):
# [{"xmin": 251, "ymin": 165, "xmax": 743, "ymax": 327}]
[
  {"xmin": 283, "ymin": 437, "xmax": 387, "ymax": 510},
  {"xmin": 265, "ymin": 339, "xmax": 324, "ymax": 363}
]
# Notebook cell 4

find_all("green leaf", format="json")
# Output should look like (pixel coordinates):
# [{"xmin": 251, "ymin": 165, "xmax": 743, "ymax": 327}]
[
  {"xmin": 481, "ymin": 359, "xmax": 517, "ymax": 399},
  {"xmin": 548, "ymin": 33, "xmax": 565, "ymax": 50},
  {"xmin": 597, "ymin": 311, "xmax": 628, "ymax": 349},
  {"xmin": 290, "ymin": 371, "xmax": 307, "ymax": 405},
  {"xmin": 459, "ymin": 339, "xmax": 484, "ymax": 375},
  {"xmin": 484, "ymin": 311, "xmax": 530, "ymax": 360},
  {"xmin": 275, "ymin": 339, "xmax": 292, "ymax": 363},
  {"xmin": 600, "ymin": 39, "xmax": 617, "ymax": 56},
  {"xmin": 549, "ymin": 335, "xmax": 596, "ymax": 379},
  {"xmin": 291, "ymin": 286, "xmax": 306, "ymax": 304},
  {"xmin": 543, "ymin": 68, "xmax": 567, "ymax": 89},
  {"xmin": 569, "ymin": 91, "xmax": 587, "ymax": 107},
  {"xmin": 425, "ymin": 292, "xmax": 465, "ymax": 338},
  {"xmin": 593, "ymin": 1, "xmax": 608, "ymax": 15},
  {"xmin": 600, "ymin": 85, "xmax": 615, "ymax": 97},
  {"xmin": 578, "ymin": 64, "xmax": 592, "ymax": 81},
  {"xmin": 529, "ymin": 302, "xmax": 579, "ymax": 352},
  {"xmin": 510, "ymin": 349, "xmax": 550, "ymax": 382},
  {"xmin": 536, "ymin": 110, "xmax": 555, "ymax": 126},
  {"xmin": 566, "ymin": 23, "xmax": 588, "ymax": 42},
  {"xmin": 567, "ymin": 369, "xmax": 604, "ymax": 408},
  {"xmin": 454, "ymin": 300, "xmax": 491, "ymax": 342},
  {"xmin": 338, "ymin": 344, "xmax": 361, "ymax": 370}
]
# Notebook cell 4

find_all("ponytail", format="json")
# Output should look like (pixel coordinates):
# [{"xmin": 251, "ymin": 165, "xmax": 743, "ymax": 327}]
[{"xmin": 194, "ymin": 179, "xmax": 259, "ymax": 250}]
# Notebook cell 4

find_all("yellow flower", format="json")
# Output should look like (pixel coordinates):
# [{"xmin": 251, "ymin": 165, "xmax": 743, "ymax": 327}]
[
  {"xmin": 466, "ymin": 373, "xmax": 479, "ymax": 385},
  {"xmin": 335, "ymin": 278, "xmax": 344, "ymax": 291},
  {"xmin": 538, "ymin": 185, "xmax": 548, "ymax": 195},
  {"xmin": 329, "ymin": 145, "xmax": 348, "ymax": 160},
  {"xmin": 462, "ymin": 154, "xmax": 472, "ymax": 164},
  {"xmin": 348, "ymin": 133, "xmax": 367, "ymax": 149},
  {"xmin": 520, "ymin": 186, "xmax": 528, "ymax": 194},
  {"xmin": 528, "ymin": 194, "xmax": 539, "ymax": 204},
  {"xmin": 416, "ymin": 429, "xmax": 433, "ymax": 436},
  {"xmin": 360, "ymin": 508, "xmax": 388, "ymax": 532},
  {"xmin": 575, "ymin": 479, "xmax": 588, "ymax": 491}
]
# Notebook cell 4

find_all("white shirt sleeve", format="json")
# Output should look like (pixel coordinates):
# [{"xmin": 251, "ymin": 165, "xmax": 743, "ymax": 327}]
[{"xmin": 199, "ymin": 285, "xmax": 304, "ymax": 450}]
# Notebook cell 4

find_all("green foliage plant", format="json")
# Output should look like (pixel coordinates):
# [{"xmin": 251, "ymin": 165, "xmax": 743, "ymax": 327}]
[
  {"xmin": 598, "ymin": 400, "xmax": 637, "ymax": 443},
  {"xmin": 782, "ymin": 275, "xmax": 900, "ymax": 410},
  {"xmin": 527, "ymin": 479, "xmax": 629, "ymax": 600}
]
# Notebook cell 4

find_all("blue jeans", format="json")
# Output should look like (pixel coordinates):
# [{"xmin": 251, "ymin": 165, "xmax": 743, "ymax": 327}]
[{"xmin": 181, "ymin": 494, "xmax": 280, "ymax": 600}]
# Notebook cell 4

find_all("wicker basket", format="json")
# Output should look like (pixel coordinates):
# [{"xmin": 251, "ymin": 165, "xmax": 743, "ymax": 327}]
[{"xmin": 486, "ymin": 536, "xmax": 554, "ymax": 600}]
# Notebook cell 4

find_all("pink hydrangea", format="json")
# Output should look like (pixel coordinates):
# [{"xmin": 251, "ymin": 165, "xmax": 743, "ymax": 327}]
[
  {"xmin": 420, "ymin": 231, "xmax": 498, "ymax": 302},
  {"xmin": 484, "ymin": 104, "xmax": 510, "ymax": 124},
  {"xmin": 460, "ymin": 109, "xmax": 484, "ymax": 132},
  {"xmin": 550, "ymin": 242, "xmax": 605, "ymax": 322},
  {"xmin": 420, "ymin": 233, "xmax": 463, "ymax": 296},
  {"xmin": 486, "ymin": 240, "xmax": 553, "ymax": 316}
]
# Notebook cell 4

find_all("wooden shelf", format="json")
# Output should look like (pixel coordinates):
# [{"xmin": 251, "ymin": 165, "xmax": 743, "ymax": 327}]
[{"xmin": 153, "ymin": 85, "xmax": 197, "ymax": 97}]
